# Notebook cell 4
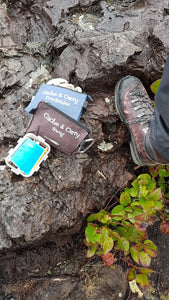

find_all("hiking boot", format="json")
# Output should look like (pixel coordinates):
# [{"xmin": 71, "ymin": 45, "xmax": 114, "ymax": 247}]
[{"xmin": 114, "ymin": 75, "xmax": 165, "ymax": 166}]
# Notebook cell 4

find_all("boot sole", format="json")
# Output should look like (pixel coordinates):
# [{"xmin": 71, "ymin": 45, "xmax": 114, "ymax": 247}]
[{"xmin": 114, "ymin": 76, "xmax": 145, "ymax": 166}]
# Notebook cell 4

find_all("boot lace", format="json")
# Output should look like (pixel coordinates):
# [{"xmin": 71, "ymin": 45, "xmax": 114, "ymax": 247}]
[{"xmin": 126, "ymin": 90, "xmax": 154, "ymax": 125}]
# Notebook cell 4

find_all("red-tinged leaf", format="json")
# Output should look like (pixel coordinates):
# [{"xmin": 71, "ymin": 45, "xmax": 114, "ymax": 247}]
[
  {"xmin": 136, "ymin": 273, "xmax": 149, "ymax": 288},
  {"xmin": 138, "ymin": 267, "xmax": 154, "ymax": 275},
  {"xmin": 134, "ymin": 214, "xmax": 148, "ymax": 232},
  {"xmin": 135, "ymin": 213, "xmax": 145, "ymax": 222},
  {"xmin": 135, "ymin": 221, "xmax": 148, "ymax": 232},
  {"xmin": 149, "ymin": 166, "xmax": 159, "ymax": 177},
  {"xmin": 128, "ymin": 209, "xmax": 143, "ymax": 224},
  {"xmin": 130, "ymin": 246, "xmax": 140, "ymax": 265},
  {"xmin": 144, "ymin": 248, "xmax": 157, "ymax": 258},
  {"xmin": 144, "ymin": 240, "xmax": 157, "ymax": 251},
  {"xmin": 139, "ymin": 251, "xmax": 151, "ymax": 267},
  {"xmin": 160, "ymin": 222, "xmax": 169, "ymax": 234},
  {"xmin": 127, "ymin": 267, "xmax": 136, "ymax": 281},
  {"xmin": 100, "ymin": 252, "xmax": 116, "ymax": 267},
  {"xmin": 147, "ymin": 215, "xmax": 155, "ymax": 225}
]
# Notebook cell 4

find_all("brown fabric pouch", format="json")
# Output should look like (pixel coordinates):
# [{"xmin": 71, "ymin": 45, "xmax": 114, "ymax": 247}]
[{"xmin": 26, "ymin": 101, "xmax": 90, "ymax": 154}]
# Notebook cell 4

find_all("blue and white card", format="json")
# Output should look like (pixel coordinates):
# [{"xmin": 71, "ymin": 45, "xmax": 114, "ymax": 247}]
[
  {"xmin": 10, "ymin": 138, "xmax": 45, "ymax": 176},
  {"xmin": 25, "ymin": 84, "xmax": 93, "ymax": 121}
]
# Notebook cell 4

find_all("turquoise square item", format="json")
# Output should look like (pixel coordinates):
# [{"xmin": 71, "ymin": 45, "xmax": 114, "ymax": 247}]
[
  {"xmin": 10, "ymin": 138, "xmax": 45, "ymax": 176},
  {"xmin": 5, "ymin": 133, "xmax": 51, "ymax": 177}
]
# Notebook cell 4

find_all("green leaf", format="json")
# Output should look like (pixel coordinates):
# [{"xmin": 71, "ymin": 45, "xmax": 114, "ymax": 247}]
[
  {"xmin": 150, "ymin": 79, "xmax": 161, "ymax": 94},
  {"xmin": 128, "ymin": 207, "xmax": 143, "ymax": 224},
  {"xmin": 149, "ymin": 166, "xmax": 160, "ymax": 177},
  {"xmin": 100, "ymin": 226, "xmax": 118, "ymax": 246},
  {"xmin": 125, "ymin": 207, "xmax": 132, "ymax": 212},
  {"xmin": 154, "ymin": 200, "xmax": 163, "ymax": 211},
  {"xmin": 130, "ymin": 187, "xmax": 139, "ymax": 198},
  {"xmin": 138, "ymin": 174, "xmax": 151, "ymax": 185},
  {"xmin": 111, "ymin": 205, "xmax": 125, "ymax": 220},
  {"xmin": 87, "ymin": 246, "xmax": 96, "ymax": 258},
  {"xmin": 144, "ymin": 240, "xmax": 157, "ymax": 251},
  {"xmin": 111, "ymin": 231, "xmax": 121, "ymax": 240},
  {"xmin": 139, "ymin": 251, "xmax": 151, "ymax": 267},
  {"xmin": 131, "ymin": 178, "xmax": 139, "ymax": 191},
  {"xmin": 136, "ymin": 273, "xmax": 149, "ymax": 288},
  {"xmin": 139, "ymin": 185, "xmax": 148, "ymax": 197},
  {"xmin": 139, "ymin": 198, "xmax": 155, "ymax": 211},
  {"xmin": 122, "ymin": 227, "xmax": 147, "ymax": 242},
  {"xmin": 130, "ymin": 246, "xmax": 140, "ymax": 265},
  {"xmin": 130, "ymin": 201, "xmax": 140, "ymax": 207},
  {"xmin": 159, "ymin": 168, "xmax": 169, "ymax": 177},
  {"xmin": 146, "ymin": 179, "xmax": 156, "ymax": 192},
  {"xmin": 138, "ymin": 267, "xmax": 154, "ymax": 275},
  {"xmin": 87, "ymin": 210, "xmax": 112, "ymax": 224},
  {"xmin": 85, "ymin": 224, "xmax": 101, "ymax": 243},
  {"xmin": 127, "ymin": 267, "xmax": 137, "ymax": 281},
  {"xmin": 96, "ymin": 248, "xmax": 103, "ymax": 256},
  {"xmin": 116, "ymin": 237, "xmax": 129, "ymax": 252},
  {"xmin": 99, "ymin": 226, "xmax": 109, "ymax": 245},
  {"xmin": 120, "ymin": 188, "xmax": 131, "ymax": 206},
  {"xmin": 147, "ymin": 188, "xmax": 162, "ymax": 202},
  {"xmin": 103, "ymin": 236, "xmax": 114, "ymax": 254}
]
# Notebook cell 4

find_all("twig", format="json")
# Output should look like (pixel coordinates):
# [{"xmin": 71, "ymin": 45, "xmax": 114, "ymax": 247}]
[
  {"xmin": 126, "ymin": 289, "xmax": 131, "ymax": 300},
  {"xmin": 157, "ymin": 271, "xmax": 161, "ymax": 294},
  {"xmin": 104, "ymin": 188, "xmax": 121, "ymax": 210}
]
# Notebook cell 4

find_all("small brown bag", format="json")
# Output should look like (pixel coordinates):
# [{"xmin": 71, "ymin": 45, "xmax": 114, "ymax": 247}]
[{"xmin": 26, "ymin": 101, "xmax": 93, "ymax": 154}]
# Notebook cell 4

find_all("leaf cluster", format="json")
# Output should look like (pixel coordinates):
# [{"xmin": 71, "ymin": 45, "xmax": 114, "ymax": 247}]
[{"xmin": 84, "ymin": 173, "xmax": 165, "ymax": 292}]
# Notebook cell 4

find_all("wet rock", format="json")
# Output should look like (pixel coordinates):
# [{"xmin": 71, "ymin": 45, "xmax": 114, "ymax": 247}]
[
  {"xmin": 23, "ymin": 263, "xmax": 128, "ymax": 300},
  {"xmin": 43, "ymin": 0, "xmax": 80, "ymax": 26},
  {"xmin": 0, "ymin": 148, "xmax": 133, "ymax": 249},
  {"xmin": 1, "ymin": 0, "xmax": 169, "ymax": 252},
  {"xmin": 53, "ymin": 30, "xmax": 143, "ymax": 89}
]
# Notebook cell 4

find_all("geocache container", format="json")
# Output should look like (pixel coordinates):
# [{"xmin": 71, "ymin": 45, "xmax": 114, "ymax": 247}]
[{"xmin": 5, "ymin": 133, "xmax": 50, "ymax": 177}]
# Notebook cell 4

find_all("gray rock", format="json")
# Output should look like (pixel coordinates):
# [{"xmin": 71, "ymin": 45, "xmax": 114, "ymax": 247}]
[{"xmin": 0, "ymin": 0, "xmax": 169, "ymax": 252}]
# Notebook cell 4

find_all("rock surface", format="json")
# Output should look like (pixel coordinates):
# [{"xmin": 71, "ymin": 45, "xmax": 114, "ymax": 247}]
[
  {"xmin": 0, "ymin": 0, "xmax": 169, "ymax": 250},
  {"xmin": 0, "ymin": 0, "xmax": 139, "ymax": 250},
  {"xmin": 1, "ymin": 0, "xmax": 169, "ymax": 299}
]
